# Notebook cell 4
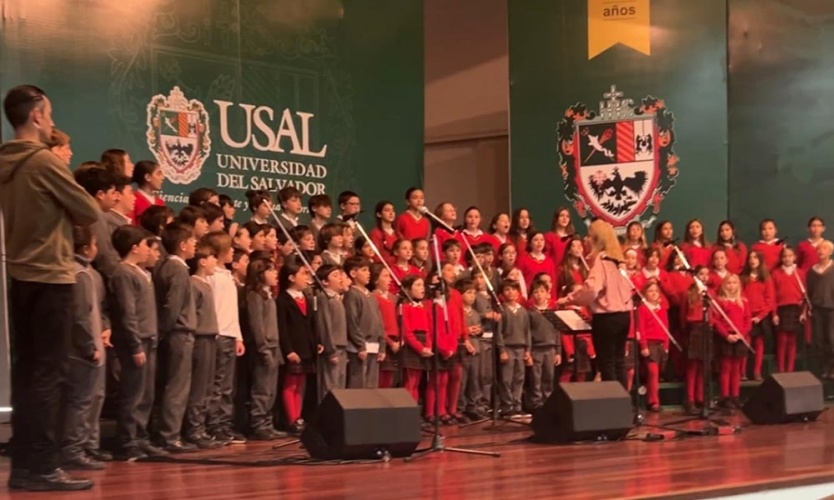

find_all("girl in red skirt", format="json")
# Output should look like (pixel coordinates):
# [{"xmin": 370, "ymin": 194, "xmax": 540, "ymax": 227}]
[
  {"xmin": 713, "ymin": 221, "xmax": 747, "ymax": 275},
  {"xmin": 638, "ymin": 282, "xmax": 669, "ymax": 412},
  {"xmin": 681, "ymin": 219, "xmax": 712, "ymax": 268},
  {"xmin": 740, "ymin": 250, "xmax": 775, "ymax": 380},
  {"xmin": 371, "ymin": 263, "xmax": 401, "ymax": 388},
  {"xmin": 771, "ymin": 246, "xmax": 807, "ymax": 372},
  {"xmin": 681, "ymin": 266, "xmax": 711, "ymax": 414},
  {"xmin": 714, "ymin": 274, "xmax": 753, "ymax": 409},
  {"xmin": 401, "ymin": 276, "xmax": 430, "ymax": 402}
]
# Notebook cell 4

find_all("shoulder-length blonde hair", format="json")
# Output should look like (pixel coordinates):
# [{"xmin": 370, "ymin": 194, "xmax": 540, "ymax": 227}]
[
  {"xmin": 718, "ymin": 273, "xmax": 743, "ymax": 303},
  {"xmin": 588, "ymin": 219, "xmax": 624, "ymax": 261}
]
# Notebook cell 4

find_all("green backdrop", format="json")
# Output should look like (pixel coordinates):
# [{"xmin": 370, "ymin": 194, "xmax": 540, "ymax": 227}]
[
  {"xmin": 509, "ymin": 0, "xmax": 729, "ymax": 236},
  {"xmin": 0, "ymin": 0, "xmax": 423, "ymax": 220}
]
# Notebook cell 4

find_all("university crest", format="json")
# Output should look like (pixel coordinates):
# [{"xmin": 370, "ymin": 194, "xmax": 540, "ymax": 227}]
[
  {"xmin": 146, "ymin": 86, "xmax": 211, "ymax": 185},
  {"xmin": 557, "ymin": 85, "xmax": 679, "ymax": 228}
]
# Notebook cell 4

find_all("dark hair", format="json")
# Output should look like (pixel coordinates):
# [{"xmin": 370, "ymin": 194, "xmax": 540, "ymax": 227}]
[
  {"xmin": 344, "ymin": 256, "xmax": 371, "ymax": 276},
  {"xmin": 405, "ymin": 187, "xmax": 422, "ymax": 201},
  {"xmin": 644, "ymin": 246, "xmax": 662, "ymax": 263},
  {"xmin": 218, "ymin": 194, "xmax": 234, "ymax": 209},
  {"xmin": 100, "ymin": 149, "xmax": 130, "ymax": 176},
  {"xmin": 139, "ymin": 205, "xmax": 174, "ymax": 236},
  {"xmin": 231, "ymin": 248, "xmax": 248, "ymax": 266},
  {"xmin": 242, "ymin": 221, "xmax": 268, "ymax": 240},
  {"xmin": 338, "ymin": 190, "xmax": 359, "ymax": 207},
  {"xmin": 73, "ymin": 225, "xmax": 94, "ymax": 252},
  {"xmin": 684, "ymin": 219, "xmax": 708, "ymax": 246},
  {"xmin": 501, "ymin": 279, "xmax": 521, "ymax": 293},
  {"xmin": 308, "ymin": 194, "xmax": 332, "ymax": 213},
  {"xmin": 369, "ymin": 262, "xmax": 387, "ymax": 291},
  {"xmin": 48, "ymin": 128, "xmax": 70, "ymax": 148},
  {"xmin": 442, "ymin": 238, "xmax": 461, "ymax": 252},
  {"xmin": 246, "ymin": 189, "xmax": 271, "ymax": 213},
  {"xmin": 176, "ymin": 205, "xmax": 207, "ymax": 228},
  {"xmin": 455, "ymin": 278, "xmax": 476, "ymax": 294},
  {"xmin": 316, "ymin": 264, "xmax": 341, "ymax": 285},
  {"xmin": 74, "ymin": 166, "xmax": 118, "ymax": 197},
  {"xmin": 473, "ymin": 242, "xmax": 493, "ymax": 255},
  {"xmin": 808, "ymin": 216, "xmax": 825, "ymax": 227},
  {"xmin": 161, "ymin": 223, "xmax": 193, "ymax": 256},
  {"xmin": 741, "ymin": 250, "xmax": 771, "ymax": 283},
  {"xmin": 653, "ymin": 220, "xmax": 673, "ymax": 244},
  {"xmin": 526, "ymin": 230, "xmax": 545, "ymax": 253},
  {"xmin": 188, "ymin": 240, "xmax": 215, "ymax": 274},
  {"xmin": 319, "ymin": 223, "xmax": 344, "ymax": 248},
  {"xmin": 113, "ymin": 174, "xmax": 131, "ymax": 194},
  {"xmin": 202, "ymin": 202, "xmax": 224, "ymax": 225},
  {"xmin": 245, "ymin": 258, "xmax": 274, "ymax": 296},
  {"xmin": 374, "ymin": 200, "xmax": 394, "ymax": 230},
  {"xmin": 112, "ymin": 225, "xmax": 152, "ymax": 258},
  {"xmin": 249, "ymin": 250, "xmax": 274, "ymax": 264},
  {"xmin": 188, "ymin": 187, "xmax": 218, "ymax": 207},
  {"xmin": 509, "ymin": 208, "xmax": 535, "ymax": 239},
  {"xmin": 550, "ymin": 207, "xmax": 576, "ymax": 235},
  {"xmin": 278, "ymin": 257, "xmax": 306, "ymax": 291},
  {"xmin": 529, "ymin": 279, "xmax": 549, "ymax": 295},
  {"xmin": 489, "ymin": 212, "xmax": 509, "ymax": 235},
  {"xmin": 401, "ymin": 274, "xmax": 422, "ymax": 294},
  {"xmin": 278, "ymin": 186, "xmax": 301, "ymax": 204},
  {"xmin": 556, "ymin": 236, "xmax": 587, "ymax": 294},
  {"xmin": 3, "ymin": 85, "xmax": 46, "ymax": 128},
  {"xmin": 132, "ymin": 160, "xmax": 160, "ymax": 186},
  {"xmin": 463, "ymin": 206, "xmax": 481, "ymax": 229},
  {"xmin": 759, "ymin": 218, "xmax": 777, "ymax": 232},
  {"xmin": 716, "ymin": 220, "xmax": 737, "ymax": 246},
  {"xmin": 354, "ymin": 236, "xmax": 371, "ymax": 255},
  {"xmin": 289, "ymin": 225, "xmax": 313, "ymax": 244}
]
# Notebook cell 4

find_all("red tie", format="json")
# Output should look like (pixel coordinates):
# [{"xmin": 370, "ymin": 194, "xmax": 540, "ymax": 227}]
[{"xmin": 294, "ymin": 295, "xmax": 307, "ymax": 315}]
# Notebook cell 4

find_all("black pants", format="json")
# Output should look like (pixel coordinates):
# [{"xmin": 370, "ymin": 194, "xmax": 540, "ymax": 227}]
[
  {"xmin": 9, "ymin": 280, "xmax": 72, "ymax": 474},
  {"xmin": 812, "ymin": 307, "xmax": 834, "ymax": 375},
  {"xmin": 115, "ymin": 338, "xmax": 157, "ymax": 448},
  {"xmin": 591, "ymin": 312, "xmax": 631, "ymax": 387}
]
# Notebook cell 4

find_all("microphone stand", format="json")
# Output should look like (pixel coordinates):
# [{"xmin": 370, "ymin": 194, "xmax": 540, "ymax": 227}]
[
  {"xmin": 794, "ymin": 268, "xmax": 812, "ymax": 372},
  {"xmin": 406, "ymin": 231, "xmax": 499, "ymax": 461}
]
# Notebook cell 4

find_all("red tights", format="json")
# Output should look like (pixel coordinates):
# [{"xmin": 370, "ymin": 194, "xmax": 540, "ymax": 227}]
[
  {"xmin": 775, "ymin": 332, "xmax": 797, "ymax": 373},
  {"xmin": 719, "ymin": 356, "xmax": 744, "ymax": 398},
  {"xmin": 751, "ymin": 336, "xmax": 765, "ymax": 378},
  {"xmin": 282, "ymin": 373, "xmax": 306, "ymax": 424},
  {"xmin": 685, "ymin": 360, "xmax": 704, "ymax": 403},
  {"xmin": 403, "ymin": 369, "xmax": 423, "ymax": 402},
  {"xmin": 378, "ymin": 370, "xmax": 395, "ymax": 389},
  {"xmin": 424, "ymin": 370, "xmax": 449, "ymax": 418},
  {"xmin": 446, "ymin": 363, "xmax": 463, "ymax": 416},
  {"xmin": 645, "ymin": 361, "xmax": 661, "ymax": 407}
]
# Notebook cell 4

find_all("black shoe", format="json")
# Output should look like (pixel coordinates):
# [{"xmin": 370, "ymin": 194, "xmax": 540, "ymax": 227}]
[
  {"xmin": 24, "ymin": 468, "xmax": 93, "ymax": 492},
  {"xmin": 289, "ymin": 419, "xmax": 305, "ymax": 436},
  {"xmin": 63, "ymin": 455, "xmax": 105, "ymax": 471},
  {"xmin": 115, "ymin": 447, "xmax": 148, "ymax": 462},
  {"xmin": 682, "ymin": 400, "xmax": 696, "ymax": 415},
  {"xmin": 186, "ymin": 435, "xmax": 223, "ymax": 450},
  {"xmin": 440, "ymin": 415, "xmax": 456, "ymax": 426},
  {"xmin": 210, "ymin": 431, "xmax": 234, "ymax": 445},
  {"xmin": 162, "ymin": 440, "xmax": 198, "ymax": 454},
  {"xmin": 85, "ymin": 448, "xmax": 113, "ymax": 462},
  {"xmin": 453, "ymin": 413, "xmax": 471, "ymax": 424},
  {"xmin": 249, "ymin": 429, "xmax": 280, "ymax": 441},
  {"xmin": 7, "ymin": 469, "xmax": 29, "ymax": 490},
  {"xmin": 139, "ymin": 443, "xmax": 169, "ymax": 458},
  {"xmin": 464, "ymin": 410, "xmax": 485, "ymax": 421},
  {"xmin": 269, "ymin": 429, "xmax": 289, "ymax": 440},
  {"xmin": 228, "ymin": 430, "xmax": 248, "ymax": 444},
  {"xmin": 717, "ymin": 398, "xmax": 733, "ymax": 410}
]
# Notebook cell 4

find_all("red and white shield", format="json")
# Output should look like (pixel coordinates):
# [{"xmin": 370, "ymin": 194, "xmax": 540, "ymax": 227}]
[{"xmin": 573, "ymin": 116, "xmax": 659, "ymax": 226}]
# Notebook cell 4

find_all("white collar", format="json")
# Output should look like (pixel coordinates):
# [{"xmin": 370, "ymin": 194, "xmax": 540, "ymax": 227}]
[
  {"xmin": 281, "ymin": 212, "xmax": 299, "ymax": 225},
  {"xmin": 109, "ymin": 209, "xmax": 132, "ymax": 224},
  {"xmin": 715, "ymin": 269, "xmax": 728, "ymax": 278},
  {"xmin": 642, "ymin": 268, "xmax": 659, "ymax": 278},
  {"xmin": 814, "ymin": 261, "xmax": 833, "ymax": 273},
  {"xmin": 759, "ymin": 239, "xmax": 778, "ymax": 246},
  {"xmin": 287, "ymin": 289, "xmax": 305, "ymax": 299},
  {"xmin": 781, "ymin": 264, "xmax": 796, "ymax": 275},
  {"xmin": 136, "ymin": 189, "xmax": 158, "ymax": 203},
  {"xmin": 169, "ymin": 255, "xmax": 188, "ymax": 268},
  {"xmin": 351, "ymin": 285, "xmax": 370, "ymax": 296},
  {"xmin": 191, "ymin": 275, "xmax": 211, "ymax": 285},
  {"xmin": 463, "ymin": 229, "xmax": 483, "ymax": 237},
  {"xmin": 252, "ymin": 216, "xmax": 268, "ymax": 225}
]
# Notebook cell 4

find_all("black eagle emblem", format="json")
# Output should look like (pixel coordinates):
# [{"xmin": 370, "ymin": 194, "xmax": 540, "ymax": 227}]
[
  {"xmin": 165, "ymin": 140, "xmax": 194, "ymax": 166},
  {"xmin": 589, "ymin": 168, "xmax": 649, "ymax": 217}
]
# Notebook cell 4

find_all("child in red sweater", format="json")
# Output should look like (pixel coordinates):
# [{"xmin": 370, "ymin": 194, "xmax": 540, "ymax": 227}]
[
  {"xmin": 369, "ymin": 200, "xmax": 397, "ymax": 264},
  {"xmin": 797, "ymin": 217, "xmax": 825, "ymax": 272},
  {"xmin": 740, "ymin": 250, "xmax": 775, "ymax": 380},
  {"xmin": 438, "ymin": 262, "xmax": 474, "ymax": 423},
  {"xmin": 557, "ymin": 284, "xmax": 596, "ymax": 382},
  {"xmin": 651, "ymin": 220, "xmax": 675, "ymax": 268},
  {"xmin": 132, "ymin": 160, "xmax": 165, "ymax": 223},
  {"xmin": 622, "ymin": 221, "xmax": 648, "ymax": 267},
  {"xmin": 544, "ymin": 207, "xmax": 575, "ymax": 266},
  {"xmin": 519, "ymin": 231, "xmax": 556, "ymax": 289},
  {"xmin": 713, "ymin": 274, "xmax": 753, "ymax": 409},
  {"xmin": 681, "ymin": 266, "xmax": 711, "ymax": 414},
  {"xmin": 424, "ymin": 269, "xmax": 464, "ymax": 425},
  {"xmin": 509, "ymin": 207, "xmax": 535, "ymax": 260},
  {"xmin": 556, "ymin": 236, "xmax": 587, "ymax": 296},
  {"xmin": 771, "ymin": 246, "xmax": 807, "ymax": 373},
  {"xmin": 401, "ymin": 276, "xmax": 430, "ymax": 402},
  {"xmin": 371, "ymin": 263, "xmax": 401, "ymax": 388},
  {"xmin": 709, "ymin": 248, "xmax": 730, "ymax": 294},
  {"xmin": 395, "ymin": 187, "xmax": 430, "ymax": 241},
  {"xmin": 638, "ymin": 282, "xmax": 669, "ymax": 412},
  {"xmin": 681, "ymin": 219, "xmax": 712, "ymax": 268},
  {"xmin": 750, "ymin": 219, "xmax": 784, "ymax": 272},
  {"xmin": 713, "ymin": 221, "xmax": 747, "ymax": 275},
  {"xmin": 390, "ymin": 239, "xmax": 421, "ymax": 296}
]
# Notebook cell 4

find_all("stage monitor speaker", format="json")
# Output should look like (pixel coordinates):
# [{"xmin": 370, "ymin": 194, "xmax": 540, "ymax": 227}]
[
  {"xmin": 532, "ymin": 381, "xmax": 633, "ymax": 443},
  {"xmin": 300, "ymin": 388, "xmax": 422, "ymax": 460},
  {"xmin": 742, "ymin": 372, "xmax": 824, "ymax": 425}
]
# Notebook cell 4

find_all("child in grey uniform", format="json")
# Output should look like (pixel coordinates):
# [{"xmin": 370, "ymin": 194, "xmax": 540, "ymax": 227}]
[
  {"xmin": 496, "ymin": 280, "xmax": 532, "ymax": 418},
  {"xmin": 526, "ymin": 280, "xmax": 562, "ymax": 409},
  {"xmin": 315, "ymin": 264, "xmax": 350, "ymax": 399}
]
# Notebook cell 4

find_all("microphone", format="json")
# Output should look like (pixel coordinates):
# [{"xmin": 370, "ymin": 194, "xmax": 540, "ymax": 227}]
[
  {"xmin": 663, "ymin": 239, "xmax": 679, "ymax": 248},
  {"xmin": 601, "ymin": 255, "xmax": 624, "ymax": 265},
  {"xmin": 418, "ymin": 206, "xmax": 456, "ymax": 235},
  {"xmin": 341, "ymin": 211, "xmax": 364, "ymax": 222}
]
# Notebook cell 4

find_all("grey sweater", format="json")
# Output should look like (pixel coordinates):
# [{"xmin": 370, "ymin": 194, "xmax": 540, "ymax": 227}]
[
  {"xmin": 529, "ymin": 307, "xmax": 560, "ymax": 349},
  {"xmin": 110, "ymin": 261, "xmax": 157, "ymax": 354},
  {"xmin": 474, "ymin": 292, "xmax": 500, "ymax": 338},
  {"xmin": 246, "ymin": 290, "xmax": 282, "ymax": 361},
  {"xmin": 153, "ymin": 256, "xmax": 197, "ymax": 336},
  {"xmin": 316, "ymin": 290, "xmax": 348, "ymax": 354},
  {"xmin": 71, "ymin": 256, "xmax": 108, "ymax": 365},
  {"xmin": 497, "ymin": 304, "xmax": 531, "ymax": 349},
  {"xmin": 191, "ymin": 276, "xmax": 219, "ymax": 336},
  {"xmin": 91, "ymin": 211, "xmax": 120, "ymax": 280},
  {"xmin": 808, "ymin": 264, "xmax": 834, "ymax": 309},
  {"xmin": 344, "ymin": 286, "xmax": 385, "ymax": 353}
]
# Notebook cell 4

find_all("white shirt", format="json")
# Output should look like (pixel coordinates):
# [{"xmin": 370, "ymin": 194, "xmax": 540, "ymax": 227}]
[
  {"xmin": 208, "ymin": 268, "xmax": 243, "ymax": 341},
  {"xmin": 287, "ymin": 288, "xmax": 305, "ymax": 300}
]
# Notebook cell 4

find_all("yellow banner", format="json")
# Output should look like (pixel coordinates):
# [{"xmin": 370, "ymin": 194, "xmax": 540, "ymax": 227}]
[{"xmin": 588, "ymin": 0, "xmax": 651, "ymax": 60}]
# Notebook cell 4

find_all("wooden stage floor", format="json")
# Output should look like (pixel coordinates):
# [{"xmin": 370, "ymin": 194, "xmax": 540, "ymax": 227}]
[{"xmin": 2, "ymin": 409, "xmax": 834, "ymax": 500}]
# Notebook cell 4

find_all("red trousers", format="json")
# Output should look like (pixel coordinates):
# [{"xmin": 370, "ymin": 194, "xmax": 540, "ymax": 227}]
[
  {"xmin": 446, "ymin": 362, "xmax": 463, "ymax": 416},
  {"xmin": 719, "ymin": 356, "xmax": 744, "ymax": 398},
  {"xmin": 282, "ymin": 373, "xmax": 306, "ymax": 424},
  {"xmin": 751, "ymin": 336, "xmax": 765, "ymax": 378},
  {"xmin": 685, "ymin": 360, "xmax": 704, "ymax": 403},
  {"xmin": 403, "ymin": 368, "xmax": 424, "ymax": 402},
  {"xmin": 645, "ymin": 361, "xmax": 661, "ymax": 407},
  {"xmin": 560, "ymin": 370, "xmax": 587, "ymax": 382},
  {"xmin": 424, "ymin": 370, "xmax": 449, "ymax": 418},
  {"xmin": 670, "ymin": 330, "xmax": 689, "ymax": 380},
  {"xmin": 775, "ymin": 332, "xmax": 797, "ymax": 373},
  {"xmin": 378, "ymin": 370, "xmax": 395, "ymax": 389}
]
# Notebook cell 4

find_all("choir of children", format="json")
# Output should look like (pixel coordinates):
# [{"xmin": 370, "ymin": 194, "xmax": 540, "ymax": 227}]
[{"xmin": 60, "ymin": 164, "xmax": 834, "ymax": 472}]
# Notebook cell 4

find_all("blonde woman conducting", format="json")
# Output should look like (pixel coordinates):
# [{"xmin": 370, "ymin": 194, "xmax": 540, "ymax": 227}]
[{"xmin": 567, "ymin": 220, "xmax": 633, "ymax": 386}]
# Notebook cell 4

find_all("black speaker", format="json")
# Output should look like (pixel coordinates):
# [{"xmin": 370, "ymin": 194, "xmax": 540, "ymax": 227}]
[
  {"xmin": 300, "ymin": 388, "xmax": 422, "ymax": 460},
  {"xmin": 742, "ymin": 372, "xmax": 824, "ymax": 425},
  {"xmin": 532, "ymin": 381, "xmax": 633, "ymax": 443}
]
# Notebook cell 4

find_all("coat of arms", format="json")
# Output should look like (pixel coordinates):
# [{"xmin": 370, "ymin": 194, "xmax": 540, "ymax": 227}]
[
  {"xmin": 557, "ymin": 85, "xmax": 679, "ymax": 228},
  {"xmin": 146, "ymin": 86, "xmax": 211, "ymax": 185}
]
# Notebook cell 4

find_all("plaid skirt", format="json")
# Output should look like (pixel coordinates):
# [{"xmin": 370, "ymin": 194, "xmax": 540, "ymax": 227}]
[
  {"xmin": 647, "ymin": 340, "xmax": 668, "ymax": 365},
  {"xmin": 717, "ymin": 337, "xmax": 748, "ymax": 358},
  {"xmin": 776, "ymin": 304, "xmax": 803, "ymax": 335},
  {"xmin": 402, "ymin": 331, "xmax": 430, "ymax": 370},
  {"xmin": 283, "ymin": 359, "xmax": 315, "ymax": 375},
  {"xmin": 380, "ymin": 340, "xmax": 400, "ymax": 372},
  {"xmin": 624, "ymin": 341, "xmax": 637, "ymax": 370},
  {"xmin": 686, "ymin": 321, "xmax": 709, "ymax": 361},
  {"xmin": 750, "ymin": 314, "xmax": 773, "ymax": 338}
]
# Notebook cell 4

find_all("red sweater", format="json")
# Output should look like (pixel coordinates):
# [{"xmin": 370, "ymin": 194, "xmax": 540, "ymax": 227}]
[
  {"xmin": 545, "ymin": 233, "xmax": 571, "ymax": 266},
  {"xmin": 395, "ymin": 212, "xmax": 430, "ymax": 241},
  {"xmin": 374, "ymin": 291, "xmax": 399, "ymax": 345},
  {"xmin": 461, "ymin": 230, "xmax": 499, "ymax": 256},
  {"xmin": 632, "ymin": 269, "xmax": 672, "ymax": 308},
  {"xmin": 797, "ymin": 239, "xmax": 820, "ymax": 272},
  {"xmin": 742, "ymin": 277, "xmax": 775, "ymax": 319},
  {"xmin": 652, "ymin": 241, "xmax": 675, "ymax": 268},
  {"xmin": 712, "ymin": 242, "xmax": 747, "ymax": 275},
  {"xmin": 708, "ymin": 270, "xmax": 729, "ymax": 294},
  {"xmin": 133, "ymin": 189, "xmax": 165, "ymax": 225},
  {"xmin": 660, "ymin": 270, "xmax": 693, "ymax": 307},
  {"xmin": 429, "ymin": 299, "xmax": 460, "ymax": 358},
  {"xmin": 622, "ymin": 243, "xmax": 647, "ymax": 267},
  {"xmin": 713, "ymin": 298, "xmax": 752, "ymax": 341},
  {"xmin": 682, "ymin": 295, "xmax": 707, "ymax": 324},
  {"xmin": 751, "ymin": 240, "xmax": 784, "ymax": 272},
  {"xmin": 402, "ymin": 302, "xmax": 430, "ymax": 353},
  {"xmin": 557, "ymin": 265, "xmax": 585, "ymax": 296},
  {"xmin": 491, "ymin": 234, "xmax": 509, "ymax": 255},
  {"xmin": 519, "ymin": 253, "xmax": 557, "ymax": 291},
  {"xmin": 369, "ymin": 227, "xmax": 397, "ymax": 264},
  {"xmin": 638, "ymin": 302, "xmax": 669, "ymax": 350},
  {"xmin": 390, "ymin": 263, "xmax": 422, "ymax": 296},
  {"xmin": 680, "ymin": 242, "xmax": 711, "ymax": 269},
  {"xmin": 510, "ymin": 234, "xmax": 529, "ymax": 259},
  {"xmin": 771, "ymin": 267, "xmax": 806, "ymax": 307}
]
